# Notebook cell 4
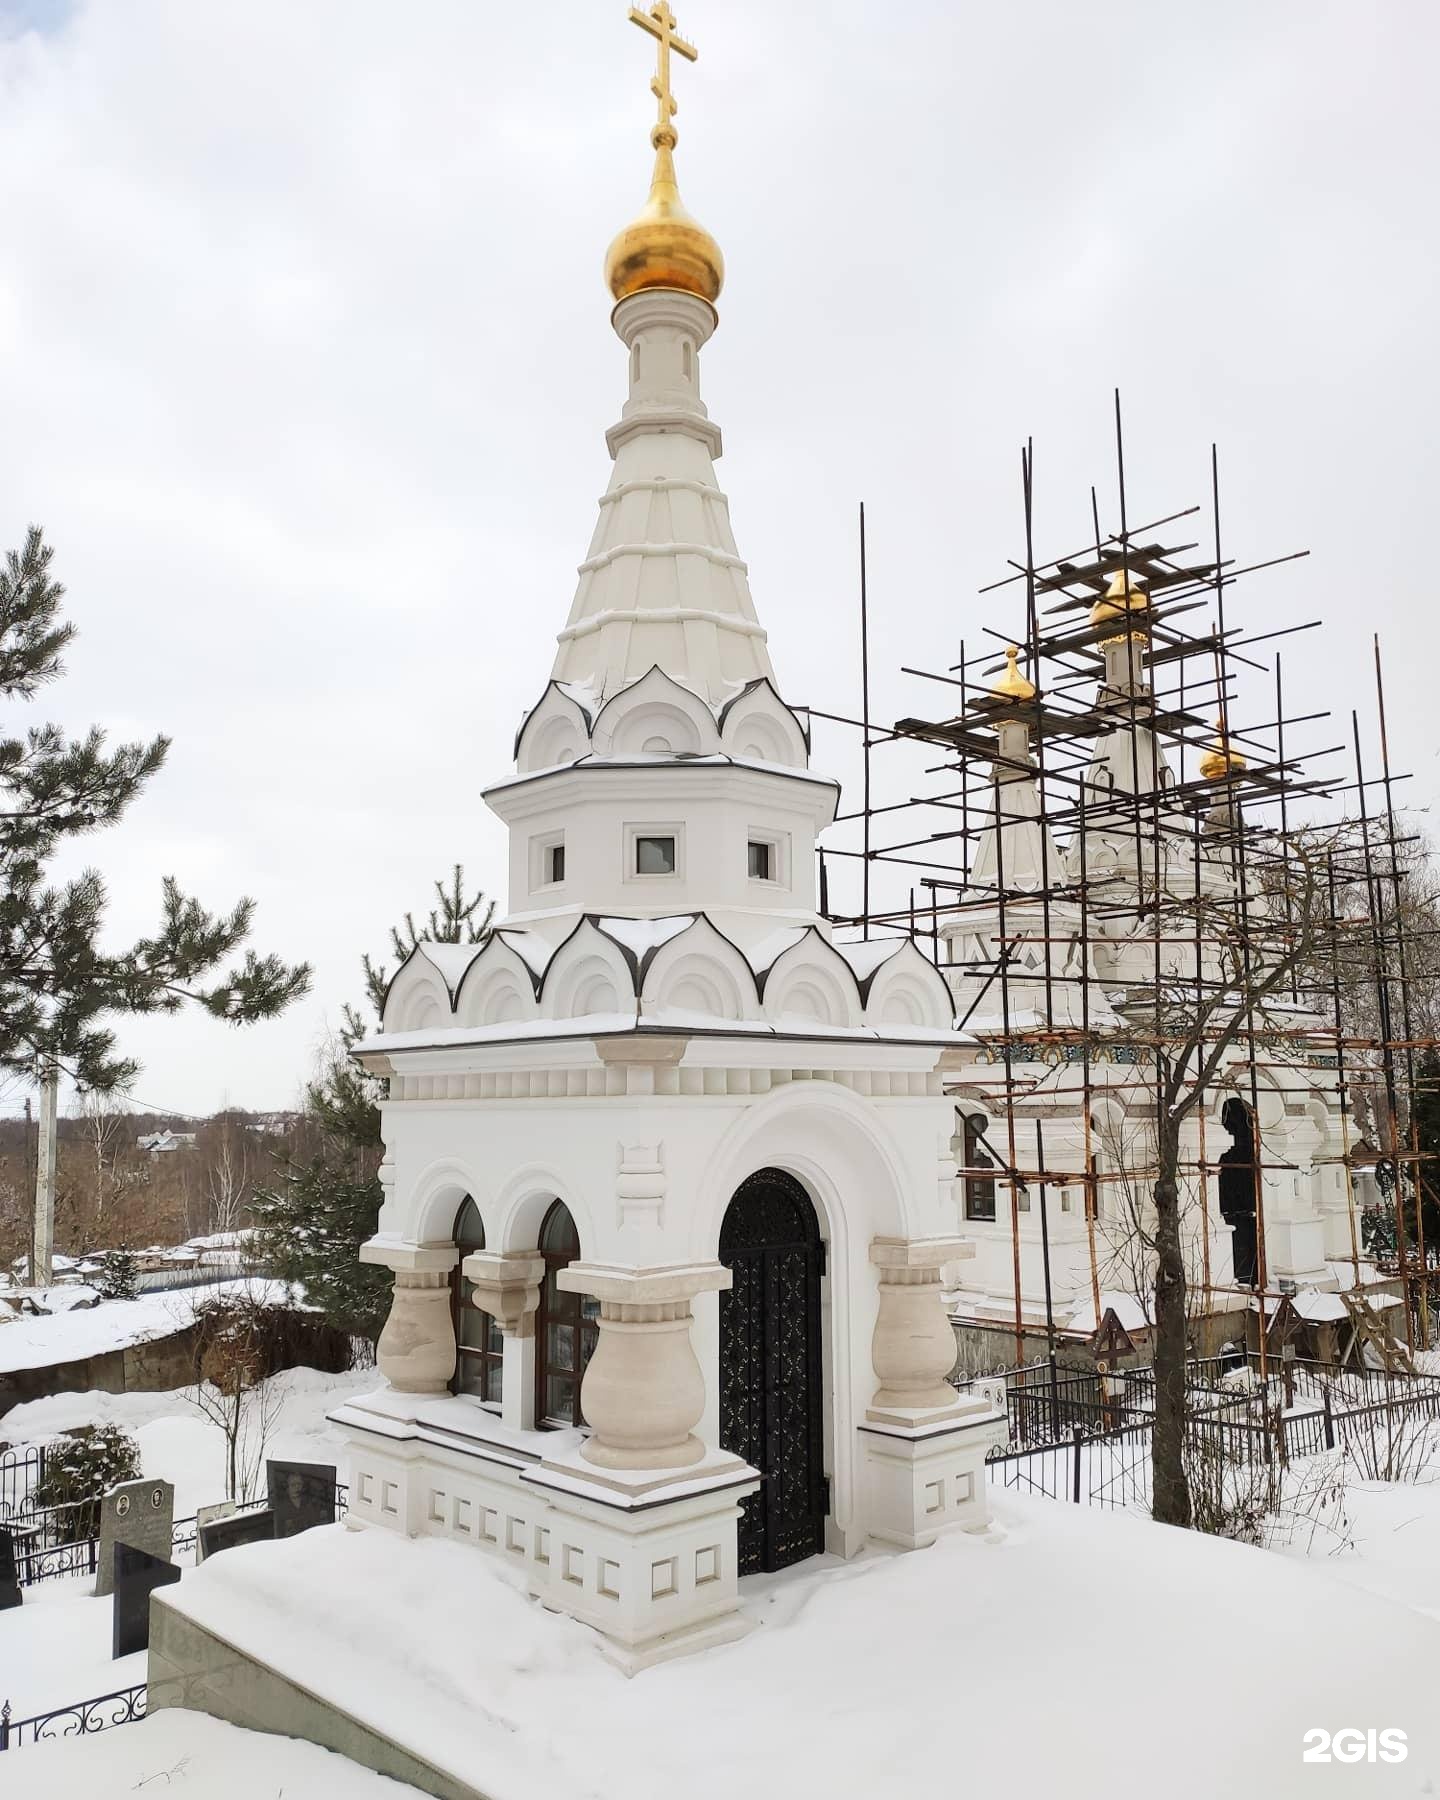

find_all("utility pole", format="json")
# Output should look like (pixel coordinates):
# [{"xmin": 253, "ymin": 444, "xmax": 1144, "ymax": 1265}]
[
  {"xmin": 33, "ymin": 1063, "xmax": 58, "ymax": 1288},
  {"xmin": 23, "ymin": 1094, "xmax": 34, "ymax": 1281}
]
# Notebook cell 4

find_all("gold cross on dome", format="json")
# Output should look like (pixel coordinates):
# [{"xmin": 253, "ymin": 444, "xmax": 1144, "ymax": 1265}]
[{"xmin": 628, "ymin": 2, "xmax": 698, "ymax": 147}]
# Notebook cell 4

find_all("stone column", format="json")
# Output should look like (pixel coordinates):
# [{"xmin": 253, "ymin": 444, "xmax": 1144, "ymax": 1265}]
[
  {"xmin": 867, "ymin": 1236, "xmax": 973, "ymax": 1426},
  {"xmin": 557, "ymin": 1262, "xmax": 731, "ymax": 1470},
  {"xmin": 463, "ymin": 1249, "xmax": 545, "ymax": 1431},
  {"xmin": 360, "ymin": 1241, "xmax": 459, "ymax": 1396}
]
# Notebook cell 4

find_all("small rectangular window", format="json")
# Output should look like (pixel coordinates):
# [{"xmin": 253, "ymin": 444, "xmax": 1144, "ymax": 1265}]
[
  {"xmin": 747, "ymin": 840, "xmax": 773, "ymax": 881},
  {"xmin": 546, "ymin": 842, "xmax": 565, "ymax": 884},
  {"xmin": 635, "ymin": 834, "xmax": 676, "ymax": 875}
]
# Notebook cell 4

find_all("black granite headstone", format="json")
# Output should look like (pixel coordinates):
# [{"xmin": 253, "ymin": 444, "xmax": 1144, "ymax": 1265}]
[
  {"xmin": 111, "ymin": 1541, "xmax": 180, "ymax": 1658},
  {"xmin": 196, "ymin": 1506, "xmax": 274, "ymax": 1562},
  {"xmin": 266, "ymin": 1459, "xmax": 336, "ymax": 1540},
  {"xmin": 0, "ymin": 1524, "xmax": 22, "ymax": 1610}
]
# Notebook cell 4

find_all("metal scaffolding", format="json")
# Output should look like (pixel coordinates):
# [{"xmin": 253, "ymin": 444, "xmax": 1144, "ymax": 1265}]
[{"xmin": 805, "ymin": 396, "xmax": 1437, "ymax": 1376}]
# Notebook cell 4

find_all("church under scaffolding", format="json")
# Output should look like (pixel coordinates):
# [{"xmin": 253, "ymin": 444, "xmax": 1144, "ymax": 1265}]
[{"xmin": 809, "ymin": 398, "xmax": 1435, "ymax": 1380}]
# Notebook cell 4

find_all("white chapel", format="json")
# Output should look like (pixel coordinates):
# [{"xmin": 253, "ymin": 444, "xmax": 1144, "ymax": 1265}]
[{"xmin": 329, "ymin": 3, "xmax": 1002, "ymax": 1672}]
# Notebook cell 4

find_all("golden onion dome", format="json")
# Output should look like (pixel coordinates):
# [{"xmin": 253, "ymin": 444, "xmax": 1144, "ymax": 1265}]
[
  {"xmin": 1090, "ymin": 568, "xmax": 1150, "ymax": 640},
  {"xmin": 1199, "ymin": 717, "xmax": 1246, "ymax": 782},
  {"xmin": 605, "ymin": 135, "xmax": 725, "ymax": 307},
  {"xmin": 991, "ymin": 644, "xmax": 1037, "ymax": 702}
]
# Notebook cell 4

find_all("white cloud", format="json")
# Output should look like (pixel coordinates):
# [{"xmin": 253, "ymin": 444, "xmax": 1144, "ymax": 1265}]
[{"xmin": 0, "ymin": 0, "xmax": 1435, "ymax": 1111}]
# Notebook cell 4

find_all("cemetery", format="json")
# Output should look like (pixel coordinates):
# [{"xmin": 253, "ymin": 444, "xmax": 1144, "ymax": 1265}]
[{"xmin": 2, "ymin": 3, "xmax": 1439, "ymax": 1797}]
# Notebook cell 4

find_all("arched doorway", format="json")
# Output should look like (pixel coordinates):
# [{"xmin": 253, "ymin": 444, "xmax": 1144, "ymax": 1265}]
[
  {"xmin": 535, "ymin": 1200, "xmax": 599, "ymax": 1427},
  {"xmin": 451, "ymin": 1198, "xmax": 502, "ymax": 1402},
  {"xmin": 719, "ymin": 1168, "xmax": 827, "ymax": 1575}
]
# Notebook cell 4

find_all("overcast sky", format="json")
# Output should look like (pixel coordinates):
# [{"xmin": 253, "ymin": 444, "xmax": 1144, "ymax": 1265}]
[{"xmin": 0, "ymin": 0, "xmax": 1435, "ymax": 1118}]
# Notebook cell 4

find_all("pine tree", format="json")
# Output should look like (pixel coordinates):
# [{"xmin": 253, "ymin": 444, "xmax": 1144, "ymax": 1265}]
[
  {"xmin": 0, "ymin": 527, "xmax": 311, "ymax": 1091},
  {"xmin": 94, "ymin": 1245, "xmax": 140, "ymax": 1300},
  {"xmin": 252, "ymin": 867, "xmax": 493, "ymax": 1341}
]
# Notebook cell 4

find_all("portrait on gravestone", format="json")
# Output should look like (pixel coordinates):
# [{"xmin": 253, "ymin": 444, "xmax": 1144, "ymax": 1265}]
[
  {"xmin": 267, "ymin": 1459, "xmax": 336, "ymax": 1540},
  {"xmin": 197, "ymin": 1506, "xmax": 275, "ymax": 1562},
  {"xmin": 95, "ymin": 1476, "xmax": 174, "ymax": 1598},
  {"xmin": 194, "ymin": 1499, "xmax": 236, "ymax": 1564},
  {"xmin": 1, "ymin": 1524, "xmax": 22, "ymax": 1610},
  {"xmin": 111, "ymin": 1541, "xmax": 180, "ymax": 1659}
]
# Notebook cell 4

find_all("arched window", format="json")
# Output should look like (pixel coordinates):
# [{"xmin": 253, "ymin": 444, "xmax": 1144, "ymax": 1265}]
[
  {"xmin": 535, "ymin": 1200, "xmax": 599, "ymax": 1428},
  {"xmin": 451, "ymin": 1198, "xmax": 502, "ymax": 1403},
  {"xmin": 961, "ymin": 1113, "xmax": 996, "ymax": 1222}
]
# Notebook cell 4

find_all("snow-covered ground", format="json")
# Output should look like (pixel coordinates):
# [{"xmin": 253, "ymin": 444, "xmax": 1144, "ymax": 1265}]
[
  {"xmin": 0, "ymin": 1364, "xmax": 374, "ymax": 1716},
  {"xmin": 3, "ymin": 1363, "xmax": 375, "ymax": 1519},
  {"xmin": 0, "ymin": 1277, "xmax": 296, "ymax": 1375},
  {"xmin": 20, "ymin": 1706, "xmax": 427, "ymax": 1799},
  {"xmin": 124, "ymin": 1490, "xmax": 1440, "ymax": 1800},
  {"xmin": 8, "ymin": 1368, "xmax": 1440, "ymax": 1797}
]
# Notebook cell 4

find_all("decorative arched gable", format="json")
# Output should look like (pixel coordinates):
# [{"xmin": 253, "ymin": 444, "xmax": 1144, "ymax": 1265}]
[
  {"xmin": 760, "ymin": 929, "xmax": 863, "ymax": 1029},
  {"xmin": 590, "ymin": 666, "xmax": 722, "ymax": 759},
  {"xmin": 514, "ymin": 681, "xmax": 595, "ymax": 774},
  {"xmin": 454, "ymin": 936, "xmax": 544, "ymax": 1029},
  {"xmin": 718, "ymin": 677, "xmax": 809, "ymax": 769},
  {"xmin": 540, "ymin": 917, "xmax": 639, "ymax": 1020},
  {"xmin": 383, "ymin": 944, "xmax": 465, "ymax": 1033},
  {"xmin": 640, "ymin": 915, "xmax": 760, "ymax": 1022},
  {"xmin": 851, "ymin": 941, "xmax": 955, "ymax": 1030}
]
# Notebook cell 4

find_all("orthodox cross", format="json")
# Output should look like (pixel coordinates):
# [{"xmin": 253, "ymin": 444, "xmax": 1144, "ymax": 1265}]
[{"xmin": 628, "ymin": 3, "xmax": 697, "ymax": 145}]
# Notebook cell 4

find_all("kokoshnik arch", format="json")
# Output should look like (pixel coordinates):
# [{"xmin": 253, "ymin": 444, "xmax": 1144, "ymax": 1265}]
[{"xmin": 327, "ymin": 4, "xmax": 1005, "ymax": 1672}]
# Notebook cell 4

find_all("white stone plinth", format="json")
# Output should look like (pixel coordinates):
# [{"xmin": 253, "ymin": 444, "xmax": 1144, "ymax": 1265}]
[{"xmin": 860, "ymin": 1403, "xmax": 1006, "ymax": 1549}]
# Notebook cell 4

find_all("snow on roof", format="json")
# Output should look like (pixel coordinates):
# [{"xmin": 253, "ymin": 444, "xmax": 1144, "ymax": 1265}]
[
  {"xmin": 595, "ymin": 914, "xmax": 695, "ymax": 961},
  {"xmin": 362, "ymin": 1013, "xmax": 969, "ymax": 1058},
  {"xmin": 832, "ymin": 936, "xmax": 909, "ymax": 979},
  {"xmin": 0, "ymin": 1278, "xmax": 296, "ymax": 1375},
  {"xmin": 496, "ymin": 928, "xmax": 554, "ymax": 979},
  {"xmin": 416, "ymin": 940, "xmax": 487, "ymax": 990},
  {"xmin": 742, "ymin": 925, "xmax": 810, "ymax": 974},
  {"xmin": 150, "ymin": 1488, "xmax": 1440, "ymax": 1800}
]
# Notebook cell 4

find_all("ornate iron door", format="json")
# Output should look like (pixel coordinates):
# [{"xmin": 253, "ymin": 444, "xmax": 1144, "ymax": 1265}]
[{"xmin": 719, "ymin": 1169, "xmax": 827, "ymax": 1575}]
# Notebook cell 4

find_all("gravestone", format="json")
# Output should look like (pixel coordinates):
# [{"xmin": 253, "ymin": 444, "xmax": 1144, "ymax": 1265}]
[
  {"xmin": 111, "ymin": 1541, "xmax": 180, "ymax": 1658},
  {"xmin": 95, "ymin": 1477, "xmax": 174, "ymax": 1598},
  {"xmin": 267, "ymin": 1459, "xmax": 336, "ymax": 1539},
  {"xmin": 194, "ymin": 1499, "xmax": 235, "ymax": 1564},
  {"xmin": 0, "ymin": 1524, "xmax": 21, "ymax": 1610},
  {"xmin": 197, "ymin": 1506, "xmax": 274, "ymax": 1561}
]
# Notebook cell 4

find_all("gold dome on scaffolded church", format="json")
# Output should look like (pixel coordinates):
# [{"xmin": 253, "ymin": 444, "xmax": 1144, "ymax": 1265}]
[
  {"xmin": 991, "ymin": 644, "xmax": 1037, "ymax": 702},
  {"xmin": 1198, "ymin": 718, "xmax": 1246, "ymax": 782},
  {"xmin": 605, "ymin": 133, "xmax": 725, "ymax": 307},
  {"xmin": 1090, "ymin": 568, "xmax": 1151, "ymax": 641}
]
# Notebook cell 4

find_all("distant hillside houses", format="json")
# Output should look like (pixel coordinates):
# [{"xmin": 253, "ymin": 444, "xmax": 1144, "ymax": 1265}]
[{"xmin": 136, "ymin": 1128, "xmax": 198, "ymax": 1154}]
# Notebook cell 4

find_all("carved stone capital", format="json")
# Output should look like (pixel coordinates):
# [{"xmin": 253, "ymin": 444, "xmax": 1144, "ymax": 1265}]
[{"xmin": 462, "ymin": 1251, "xmax": 545, "ymax": 1338}]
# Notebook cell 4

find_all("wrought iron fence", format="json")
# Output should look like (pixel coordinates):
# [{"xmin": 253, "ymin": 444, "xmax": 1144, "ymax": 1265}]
[
  {"xmin": 984, "ymin": 1377, "xmax": 1440, "ymax": 1513},
  {"xmin": 0, "ymin": 1684, "xmax": 146, "ymax": 1751},
  {"xmin": 0, "ymin": 1445, "xmax": 45, "ymax": 1523},
  {"xmin": 7, "ymin": 1483, "xmax": 349, "ymax": 1588}
]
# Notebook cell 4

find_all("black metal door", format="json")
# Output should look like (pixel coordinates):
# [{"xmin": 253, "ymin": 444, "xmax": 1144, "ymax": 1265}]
[{"xmin": 719, "ymin": 1169, "xmax": 827, "ymax": 1575}]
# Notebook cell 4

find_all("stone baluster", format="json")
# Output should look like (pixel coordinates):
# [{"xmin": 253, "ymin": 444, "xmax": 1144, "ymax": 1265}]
[
  {"xmin": 360, "ymin": 1242, "xmax": 460, "ymax": 1396},
  {"xmin": 557, "ymin": 1262, "xmax": 732, "ymax": 1470},
  {"xmin": 867, "ymin": 1236, "xmax": 972, "ymax": 1426}
]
